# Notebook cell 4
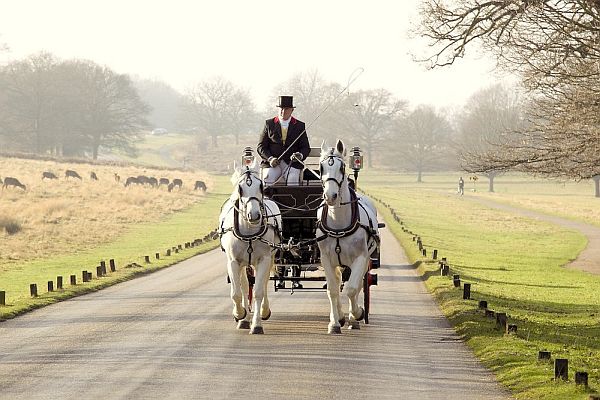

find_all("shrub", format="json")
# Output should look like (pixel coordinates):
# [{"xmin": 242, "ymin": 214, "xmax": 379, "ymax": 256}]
[{"xmin": 0, "ymin": 217, "xmax": 22, "ymax": 235}]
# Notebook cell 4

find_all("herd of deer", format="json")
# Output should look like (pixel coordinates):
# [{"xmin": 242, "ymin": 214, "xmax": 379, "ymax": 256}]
[{"xmin": 1, "ymin": 170, "xmax": 207, "ymax": 193}]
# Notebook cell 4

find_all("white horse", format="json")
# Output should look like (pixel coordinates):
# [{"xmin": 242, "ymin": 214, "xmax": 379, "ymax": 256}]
[
  {"xmin": 316, "ymin": 139, "xmax": 380, "ymax": 334},
  {"xmin": 219, "ymin": 160, "xmax": 282, "ymax": 334}
]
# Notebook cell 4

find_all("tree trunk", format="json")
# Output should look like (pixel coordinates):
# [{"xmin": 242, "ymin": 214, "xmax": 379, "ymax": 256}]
[
  {"xmin": 417, "ymin": 169, "xmax": 422, "ymax": 183},
  {"xmin": 593, "ymin": 175, "xmax": 600, "ymax": 198},
  {"xmin": 489, "ymin": 176, "xmax": 495, "ymax": 192}
]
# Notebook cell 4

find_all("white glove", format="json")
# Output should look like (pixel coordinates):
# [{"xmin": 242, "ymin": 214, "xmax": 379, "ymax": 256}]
[
  {"xmin": 268, "ymin": 157, "xmax": 280, "ymax": 167},
  {"xmin": 291, "ymin": 152, "xmax": 303, "ymax": 161}
]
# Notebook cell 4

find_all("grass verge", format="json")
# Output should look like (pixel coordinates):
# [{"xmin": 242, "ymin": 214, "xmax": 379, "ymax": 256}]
[
  {"xmin": 361, "ymin": 176, "xmax": 600, "ymax": 400},
  {"xmin": 0, "ymin": 176, "xmax": 231, "ymax": 321}
]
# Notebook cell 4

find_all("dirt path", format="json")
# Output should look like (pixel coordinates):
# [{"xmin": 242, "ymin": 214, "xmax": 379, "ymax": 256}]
[{"xmin": 467, "ymin": 196, "xmax": 600, "ymax": 275}]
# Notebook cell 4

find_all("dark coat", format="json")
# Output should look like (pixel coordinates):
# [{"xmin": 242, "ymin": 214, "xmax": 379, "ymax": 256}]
[{"xmin": 257, "ymin": 116, "xmax": 310, "ymax": 169}]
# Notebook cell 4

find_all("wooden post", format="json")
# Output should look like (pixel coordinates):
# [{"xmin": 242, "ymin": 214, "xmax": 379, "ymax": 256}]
[
  {"xmin": 538, "ymin": 350, "xmax": 551, "ymax": 360},
  {"xmin": 554, "ymin": 359, "xmax": 568, "ymax": 380},
  {"xmin": 463, "ymin": 283, "xmax": 471, "ymax": 299},
  {"xmin": 432, "ymin": 249, "xmax": 438, "ymax": 260},
  {"xmin": 496, "ymin": 312, "xmax": 508, "ymax": 332},
  {"xmin": 478, "ymin": 300, "xmax": 488, "ymax": 309},
  {"xmin": 453, "ymin": 274, "xmax": 460, "ymax": 287},
  {"xmin": 82, "ymin": 271, "xmax": 89, "ymax": 282},
  {"xmin": 96, "ymin": 266, "xmax": 103, "ymax": 277},
  {"xmin": 30, "ymin": 283, "xmax": 38, "ymax": 297},
  {"xmin": 422, "ymin": 248, "xmax": 427, "ymax": 257},
  {"xmin": 155, "ymin": 252, "xmax": 160, "ymax": 260},
  {"xmin": 47, "ymin": 281, "xmax": 54, "ymax": 292},
  {"xmin": 440, "ymin": 264, "xmax": 449, "ymax": 276},
  {"xmin": 178, "ymin": 244, "xmax": 183, "ymax": 250},
  {"xmin": 575, "ymin": 371, "xmax": 588, "ymax": 386},
  {"xmin": 0, "ymin": 291, "xmax": 5, "ymax": 306},
  {"xmin": 57, "ymin": 276, "xmax": 63, "ymax": 290},
  {"xmin": 87, "ymin": 271, "xmax": 93, "ymax": 281},
  {"xmin": 144, "ymin": 255, "xmax": 150, "ymax": 263},
  {"xmin": 109, "ymin": 259, "xmax": 116, "ymax": 272},
  {"xmin": 100, "ymin": 260, "xmax": 106, "ymax": 270},
  {"xmin": 166, "ymin": 249, "xmax": 171, "ymax": 256},
  {"xmin": 70, "ymin": 275, "xmax": 77, "ymax": 285}
]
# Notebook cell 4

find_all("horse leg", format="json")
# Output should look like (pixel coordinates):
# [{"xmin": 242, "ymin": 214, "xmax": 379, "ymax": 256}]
[
  {"xmin": 260, "ymin": 260, "xmax": 272, "ymax": 321},
  {"xmin": 344, "ymin": 253, "xmax": 369, "ymax": 329},
  {"xmin": 250, "ymin": 255, "xmax": 270, "ymax": 334},
  {"xmin": 227, "ymin": 259, "xmax": 249, "ymax": 329},
  {"xmin": 322, "ymin": 258, "xmax": 343, "ymax": 334}
]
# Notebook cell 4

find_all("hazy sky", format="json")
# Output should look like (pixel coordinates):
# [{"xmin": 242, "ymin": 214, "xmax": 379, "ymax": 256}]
[{"xmin": 0, "ymin": 0, "xmax": 509, "ymax": 111}]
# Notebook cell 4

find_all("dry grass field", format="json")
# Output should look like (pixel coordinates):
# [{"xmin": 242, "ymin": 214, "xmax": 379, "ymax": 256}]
[{"xmin": 0, "ymin": 156, "xmax": 212, "ymax": 269}]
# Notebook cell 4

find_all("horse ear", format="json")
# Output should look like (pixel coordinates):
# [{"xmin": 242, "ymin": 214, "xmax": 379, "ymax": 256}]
[{"xmin": 336, "ymin": 139, "xmax": 345, "ymax": 156}]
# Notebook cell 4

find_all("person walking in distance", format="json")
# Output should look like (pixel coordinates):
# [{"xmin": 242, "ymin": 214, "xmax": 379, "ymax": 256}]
[{"xmin": 458, "ymin": 176, "xmax": 465, "ymax": 195}]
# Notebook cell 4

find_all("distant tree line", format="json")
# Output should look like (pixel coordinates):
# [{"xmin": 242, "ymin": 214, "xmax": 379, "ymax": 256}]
[{"xmin": 0, "ymin": 52, "xmax": 149, "ymax": 159}]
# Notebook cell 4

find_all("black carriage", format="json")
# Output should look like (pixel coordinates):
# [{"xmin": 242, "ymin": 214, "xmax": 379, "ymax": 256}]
[{"xmin": 260, "ymin": 147, "xmax": 382, "ymax": 324}]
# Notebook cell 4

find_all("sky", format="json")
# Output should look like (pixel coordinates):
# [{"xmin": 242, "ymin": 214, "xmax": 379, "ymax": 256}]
[{"xmin": 0, "ymin": 0, "xmax": 511, "ymax": 111}]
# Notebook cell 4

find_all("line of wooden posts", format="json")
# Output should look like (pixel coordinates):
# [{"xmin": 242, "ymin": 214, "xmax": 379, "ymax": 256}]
[
  {"xmin": 363, "ymin": 191, "xmax": 597, "ymax": 398},
  {"xmin": 0, "ymin": 229, "xmax": 219, "ymax": 307}
]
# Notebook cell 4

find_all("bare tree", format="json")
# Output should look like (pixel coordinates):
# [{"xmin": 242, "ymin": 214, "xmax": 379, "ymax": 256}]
[
  {"xmin": 0, "ymin": 52, "xmax": 62, "ymax": 152},
  {"xmin": 394, "ymin": 105, "xmax": 452, "ymax": 182},
  {"xmin": 182, "ymin": 77, "xmax": 251, "ymax": 147},
  {"xmin": 457, "ymin": 83, "xmax": 525, "ymax": 192},
  {"xmin": 418, "ymin": 0, "xmax": 600, "ymax": 190},
  {"xmin": 332, "ymin": 89, "xmax": 406, "ymax": 167}
]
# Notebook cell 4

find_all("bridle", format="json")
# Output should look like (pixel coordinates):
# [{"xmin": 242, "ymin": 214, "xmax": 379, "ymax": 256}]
[
  {"xmin": 236, "ymin": 169, "xmax": 265, "ymax": 225},
  {"xmin": 319, "ymin": 152, "xmax": 346, "ymax": 192}
]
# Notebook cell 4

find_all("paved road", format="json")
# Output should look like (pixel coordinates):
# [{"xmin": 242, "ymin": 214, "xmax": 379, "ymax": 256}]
[
  {"xmin": 0, "ymin": 229, "xmax": 510, "ymax": 399},
  {"xmin": 469, "ymin": 196, "xmax": 600, "ymax": 275}
]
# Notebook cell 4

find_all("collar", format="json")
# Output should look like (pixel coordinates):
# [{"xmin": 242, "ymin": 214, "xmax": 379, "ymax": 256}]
[{"xmin": 273, "ymin": 116, "xmax": 297, "ymax": 124}]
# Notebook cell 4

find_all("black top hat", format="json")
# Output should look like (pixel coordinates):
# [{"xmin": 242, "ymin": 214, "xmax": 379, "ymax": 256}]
[{"xmin": 277, "ymin": 96, "xmax": 295, "ymax": 108}]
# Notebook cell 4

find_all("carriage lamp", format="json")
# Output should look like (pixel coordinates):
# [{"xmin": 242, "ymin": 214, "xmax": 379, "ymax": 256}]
[
  {"xmin": 242, "ymin": 146, "xmax": 255, "ymax": 166},
  {"xmin": 349, "ymin": 146, "xmax": 363, "ymax": 171}
]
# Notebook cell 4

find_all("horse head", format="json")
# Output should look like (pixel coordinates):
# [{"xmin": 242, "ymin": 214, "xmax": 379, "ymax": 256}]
[
  {"xmin": 320, "ymin": 139, "xmax": 348, "ymax": 207},
  {"xmin": 230, "ymin": 159, "xmax": 264, "ymax": 225}
]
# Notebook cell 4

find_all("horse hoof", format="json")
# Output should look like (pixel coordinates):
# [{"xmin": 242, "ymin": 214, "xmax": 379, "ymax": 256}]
[
  {"xmin": 233, "ymin": 308, "xmax": 247, "ymax": 322},
  {"xmin": 261, "ymin": 309, "xmax": 272, "ymax": 321},
  {"xmin": 349, "ymin": 321, "xmax": 360, "ymax": 330},
  {"xmin": 237, "ymin": 320, "xmax": 251, "ymax": 329},
  {"xmin": 250, "ymin": 326, "xmax": 264, "ymax": 335},
  {"xmin": 356, "ymin": 307, "xmax": 365, "ymax": 322},
  {"xmin": 339, "ymin": 317, "xmax": 346, "ymax": 327},
  {"xmin": 328, "ymin": 325, "xmax": 342, "ymax": 334}
]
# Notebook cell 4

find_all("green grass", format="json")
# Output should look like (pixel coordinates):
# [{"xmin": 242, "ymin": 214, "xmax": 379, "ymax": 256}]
[
  {"xmin": 0, "ymin": 175, "xmax": 231, "ymax": 320},
  {"xmin": 360, "ymin": 171, "xmax": 600, "ymax": 399}
]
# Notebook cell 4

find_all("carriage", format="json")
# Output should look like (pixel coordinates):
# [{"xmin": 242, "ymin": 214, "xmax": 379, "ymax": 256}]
[
  {"xmin": 220, "ymin": 141, "xmax": 383, "ymax": 333},
  {"xmin": 262, "ymin": 146, "xmax": 381, "ymax": 324}
]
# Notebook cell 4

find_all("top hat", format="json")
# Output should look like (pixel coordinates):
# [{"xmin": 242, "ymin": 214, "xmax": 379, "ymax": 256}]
[{"xmin": 277, "ymin": 95, "xmax": 295, "ymax": 108}]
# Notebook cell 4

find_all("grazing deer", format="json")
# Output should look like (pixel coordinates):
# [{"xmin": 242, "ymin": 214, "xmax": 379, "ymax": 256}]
[
  {"xmin": 90, "ymin": 171, "xmax": 98, "ymax": 180},
  {"xmin": 194, "ymin": 180, "xmax": 207, "ymax": 191},
  {"xmin": 158, "ymin": 177, "xmax": 169, "ymax": 187},
  {"xmin": 147, "ymin": 177, "xmax": 158, "ymax": 187},
  {"xmin": 114, "ymin": 173, "xmax": 120, "ymax": 183},
  {"xmin": 42, "ymin": 171, "xmax": 58, "ymax": 180},
  {"xmin": 172, "ymin": 178, "xmax": 183, "ymax": 189},
  {"xmin": 65, "ymin": 169, "xmax": 82, "ymax": 180},
  {"xmin": 2, "ymin": 177, "xmax": 26, "ymax": 190},
  {"xmin": 124, "ymin": 176, "xmax": 141, "ymax": 187}
]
